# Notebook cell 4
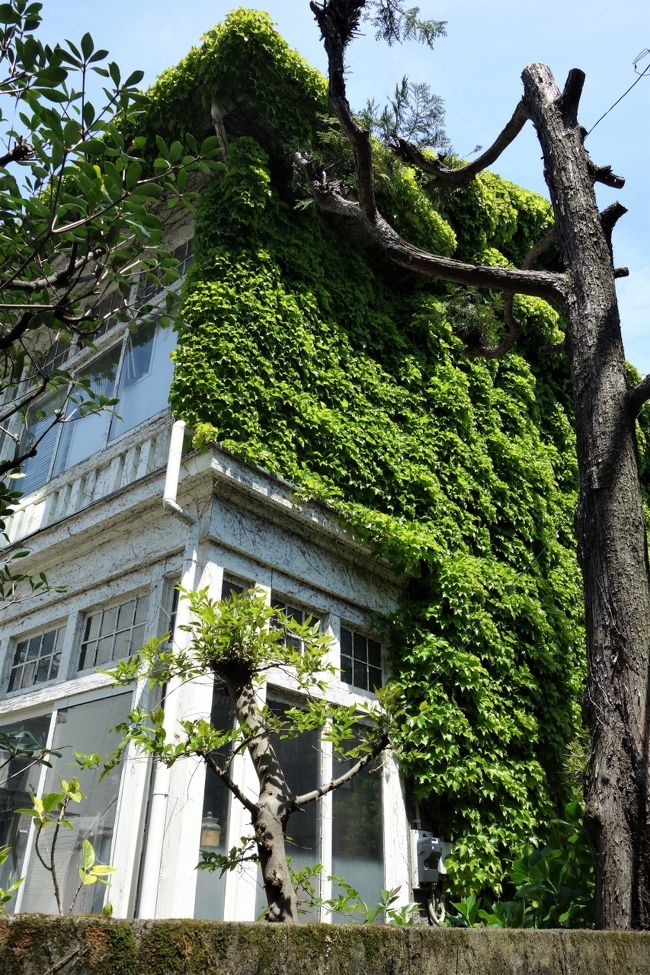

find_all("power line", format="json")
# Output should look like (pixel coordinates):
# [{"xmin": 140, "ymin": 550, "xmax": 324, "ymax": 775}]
[{"xmin": 587, "ymin": 49, "xmax": 650, "ymax": 137}]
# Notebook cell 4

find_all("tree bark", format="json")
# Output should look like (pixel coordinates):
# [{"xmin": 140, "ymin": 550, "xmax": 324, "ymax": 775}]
[
  {"xmin": 521, "ymin": 63, "xmax": 650, "ymax": 929},
  {"xmin": 217, "ymin": 665, "xmax": 299, "ymax": 923}
]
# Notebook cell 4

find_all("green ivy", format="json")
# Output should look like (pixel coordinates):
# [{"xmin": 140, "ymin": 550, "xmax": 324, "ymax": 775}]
[{"xmin": 162, "ymin": 11, "xmax": 588, "ymax": 895}]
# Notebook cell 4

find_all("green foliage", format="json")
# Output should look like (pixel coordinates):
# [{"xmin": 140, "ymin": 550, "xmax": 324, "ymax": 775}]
[
  {"xmin": 16, "ymin": 774, "xmax": 116, "ymax": 914},
  {"xmin": 110, "ymin": 588, "xmax": 389, "ymax": 773},
  {"xmin": 448, "ymin": 801, "xmax": 595, "ymax": 927},
  {"xmin": 161, "ymin": 10, "xmax": 588, "ymax": 897},
  {"xmin": 0, "ymin": 0, "xmax": 222, "ymax": 602},
  {"xmin": 291, "ymin": 863, "xmax": 419, "ymax": 924},
  {"xmin": 0, "ymin": 845, "xmax": 23, "ymax": 912}
]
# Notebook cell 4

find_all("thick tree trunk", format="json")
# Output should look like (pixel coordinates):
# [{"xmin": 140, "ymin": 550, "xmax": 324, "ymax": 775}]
[
  {"xmin": 218, "ymin": 667, "xmax": 299, "ymax": 922},
  {"xmin": 522, "ymin": 63, "xmax": 650, "ymax": 929}
]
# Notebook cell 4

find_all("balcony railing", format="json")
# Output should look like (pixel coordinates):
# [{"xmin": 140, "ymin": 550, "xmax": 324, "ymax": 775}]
[{"xmin": 4, "ymin": 412, "xmax": 172, "ymax": 545}]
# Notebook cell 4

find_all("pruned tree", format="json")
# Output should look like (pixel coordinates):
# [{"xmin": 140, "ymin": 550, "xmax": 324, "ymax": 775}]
[
  {"xmin": 110, "ymin": 588, "xmax": 391, "ymax": 923},
  {"xmin": 0, "ymin": 0, "xmax": 220, "ymax": 598},
  {"xmin": 298, "ymin": 0, "xmax": 650, "ymax": 930}
]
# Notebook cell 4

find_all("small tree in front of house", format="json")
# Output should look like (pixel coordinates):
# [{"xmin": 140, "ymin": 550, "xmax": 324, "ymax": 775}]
[{"xmin": 109, "ymin": 588, "xmax": 391, "ymax": 923}]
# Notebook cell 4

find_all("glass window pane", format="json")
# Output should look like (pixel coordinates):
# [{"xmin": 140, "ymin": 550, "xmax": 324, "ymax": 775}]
[
  {"xmin": 20, "ymin": 694, "xmax": 132, "ymax": 915},
  {"xmin": 134, "ymin": 595, "xmax": 148, "ymax": 625},
  {"xmin": 78, "ymin": 596, "xmax": 149, "ymax": 672},
  {"xmin": 368, "ymin": 639, "xmax": 382, "ymax": 669},
  {"xmin": 194, "ymin": 687, "xmax": 233, "ymax": 921},
  {"xmin": 353, "ymin": 656, "xmax": 368, "ymax": 691},
  {"xmin": 94, "ymin": 635, "xmax": 114, "ymax": 667},
  {"xmin": 18, "ymin": 393, "xmax": 63, "ymax": 495},
  {"xmin": 340, "ymin": 654, "xmax": 353, "ymax": 684},
  {"xmin": 26, "ymin": 637, "xmax": 40, "ymax": 660},
  {"xmin": 52, "ymin": 346, "xmax": 119, "ymax": 475},
  {"xmin": 84, "ymin": 613, "xmax": 101, "ymax": 643},
  {"xmin": 332, "ymin": 744, "xmax": 384, "ymax": 922},
  {"xmin": 100, "ymin": 607, "xmax": 117, "ymax": 637},
  {"xmin": 0, "ymin": 716, "xmax": 51, "ymax": 902},
  {"xmin": 116, "ymin": 600, "xmax": 135, "ymax": 632},
  {"xmin": 108, "ymin": 321, "xmax": 177, "ymax": 442},
  {"xmin": 340, "ymin": 628, "xmax": 352, "ymax": 656}
]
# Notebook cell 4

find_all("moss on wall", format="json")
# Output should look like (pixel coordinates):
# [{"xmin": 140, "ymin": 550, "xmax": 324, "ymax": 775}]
[
  {"xmin": 1, "ymin": 917, "xmax": 650, "ymax": 975},
  {"xmin": 139, "ymin": 9, "xmax": 592, "ymax": 893}
]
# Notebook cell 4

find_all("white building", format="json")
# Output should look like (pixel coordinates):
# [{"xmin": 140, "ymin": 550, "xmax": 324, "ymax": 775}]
[{"xmin": 0, "ymin": 228, "xmax": 413, "ymax": 921}]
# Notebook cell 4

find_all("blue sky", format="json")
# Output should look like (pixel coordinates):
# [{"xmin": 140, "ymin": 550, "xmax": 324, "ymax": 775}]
[{"xmin": 39, "ymin": 1, "xmax": 650, "ymax": 372}]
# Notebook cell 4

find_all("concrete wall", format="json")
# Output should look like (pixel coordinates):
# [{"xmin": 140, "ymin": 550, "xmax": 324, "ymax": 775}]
[{"xmin": 1, "ymin": 918, "xmax": 649, "ymax": 975}]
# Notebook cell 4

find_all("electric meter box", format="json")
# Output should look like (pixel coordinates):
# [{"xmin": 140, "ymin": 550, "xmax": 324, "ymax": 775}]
[{"xmin": 410, "ymin": 830, "xmax": 452, "ymax": 888}]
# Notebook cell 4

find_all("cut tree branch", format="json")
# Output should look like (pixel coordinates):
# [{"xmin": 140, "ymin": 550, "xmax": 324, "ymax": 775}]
[
  {"xmin": 293, "ymin": 732, "xmax": 389, "ymax": 808},
  {"xmin": 295, "ymin": 153, "xmax": 567, "ymax": 304},
  {"xmin": 587, "ymin": 160, "xmax": 625, "ymax": 189},
  {"xmin": 396, "ymin": 100, "xmax": 529, "ymax": 189},
  {"xmin": 558, "ymin": 68, "xmax": 585, "ymax": 126},
  {"xmin": 627, "ymin": 374, "xmax": 650, "ymax": 418}
]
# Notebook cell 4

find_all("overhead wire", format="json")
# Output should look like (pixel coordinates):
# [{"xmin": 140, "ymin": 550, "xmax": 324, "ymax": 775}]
[{"xmin": 586, "ymin": 49, "xmax": 650, "ymax": 137}]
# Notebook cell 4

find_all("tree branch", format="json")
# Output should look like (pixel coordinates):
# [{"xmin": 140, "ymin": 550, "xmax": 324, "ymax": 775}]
[
  {"xmin": 293, "ymin": 732, "xmax": 389, "ymax": 808},
  {"xmin": 200, "ymin": 751, "xmax": 257, "ymax": 816},
  {"xmin": 311, "ymin": 0, "xmax": 377, "ymax": 221},
  {"xmin": 397, "ymin": 100, "xmax": 529, "ymax": 189},
  {"xmin": 465, "ymin": 229, "xmax": 559, "ymax": 359},
  {"xmin": 295, "ymin": 153, "xmax": 567, "ymax": 304},
  {"xmin": 5, "ymin": 248, "xmax": 103, "ymax": 294},
  {"xmin": 627, "ymin": 375, "xmax": 650, "ymax": 418},
  {"xmin": 0, "ymin": 137, "xmax": 33, "ymax": 167},
  {"xmin": 587, "ymin": 160, "xmax": 625, "ymax": 189},
  {"xmin": 558, "ymin": 68, "xmax": 585, "ymax": 126}
]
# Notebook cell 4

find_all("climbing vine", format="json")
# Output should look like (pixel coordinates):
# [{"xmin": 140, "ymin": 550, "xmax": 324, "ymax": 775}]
[{"xmin": 146, "ymin": 9, "xmax": 588, "ymax": 895}]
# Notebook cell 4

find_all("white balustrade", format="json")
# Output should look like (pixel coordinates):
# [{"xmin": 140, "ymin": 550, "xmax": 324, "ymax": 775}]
[{"xmin": 4, "ymin": 413, "xmax": 172, "ymax": 545}]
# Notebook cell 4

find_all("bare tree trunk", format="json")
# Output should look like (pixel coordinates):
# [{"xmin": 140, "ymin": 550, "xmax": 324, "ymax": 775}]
[
  {"xmin": 218, "ymin": 667, "xmax": 299, "ymax": 922},
  {"xmin": 521, "ymin": 63, "xmax": 650, "ymax": 929}
]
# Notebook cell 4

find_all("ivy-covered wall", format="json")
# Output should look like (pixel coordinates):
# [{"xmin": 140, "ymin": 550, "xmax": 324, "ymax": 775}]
[{"xmin": 142, "ymin": 9, "xmax": 587, "ymax": 894}]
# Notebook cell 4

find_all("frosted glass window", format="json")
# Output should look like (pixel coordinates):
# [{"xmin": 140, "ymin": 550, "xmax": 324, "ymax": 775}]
[
  {"xmin": 0, "ymin": 716, "xmax": 51, "ymax": 901},
  {"xmin": 20, "ymin": 694, "xmax": 131, "ymax": 915},
  {"xmin": 52, "ymin": 346, "xmax": 119, "ymax": 475},
  {"xmin": 108, "ymin": 321, "xmax": 176, "ymax": 442},
  {"xmin": 8, "ymin": 626, "xmax": 63, "ymax": 691},
  {"xmin": 331, "ymin": 746, "xmax": 384, "ymax": 921}
]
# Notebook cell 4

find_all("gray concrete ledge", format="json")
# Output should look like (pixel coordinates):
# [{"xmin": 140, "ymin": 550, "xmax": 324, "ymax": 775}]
[{"xmin": 1, "ymin": 917, "xmax": 649, "ymax": 975}]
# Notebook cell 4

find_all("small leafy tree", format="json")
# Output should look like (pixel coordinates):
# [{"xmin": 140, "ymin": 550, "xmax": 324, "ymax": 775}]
[
  {"xmin": 0, "ymin": 0, "xmax": 221, "ymax": 598},
  {"xmin": 110, "ymin": 588, "xmax": 391, "ymax": 923},
  {"xmin": 16, "ymin": 776, "xmax": 115, "ymax": 915}
]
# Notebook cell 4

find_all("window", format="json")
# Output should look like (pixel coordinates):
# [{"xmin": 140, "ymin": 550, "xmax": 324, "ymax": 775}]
[
  {"xmin": 79, "ymin": 593, "xmax": 148, "ymax": 671},
  {"xmin": 331, "ymin": 739, "xmax": 384, "ymax": 918},
  {"xmin": 221, "ymin": 578, "xmax": 246, "ymax": 600},
  {"xmin": 271, "ymin": 595, "xmax": 318, "ymax": 653},
  {"xmin": 340, "ymin": 627, "xmax": 382, "ymax": 691},
  {"xmin": 194, "ymin": 686, "xmax": 233, "ymax": 920},
  {"xmin": 17, "ymin": 317, "xmax": 177, "ymax": 495},
  {"xmin": 18, "ymin": 693, "xmax": 131, "ymax": 915},
  {"xmin": 0, "ymin": 716, "xmax": 50, "ymax": 897},
  {"xmin": 7, "ymin": 626, "xmax": 64, "ymax": 692}
]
